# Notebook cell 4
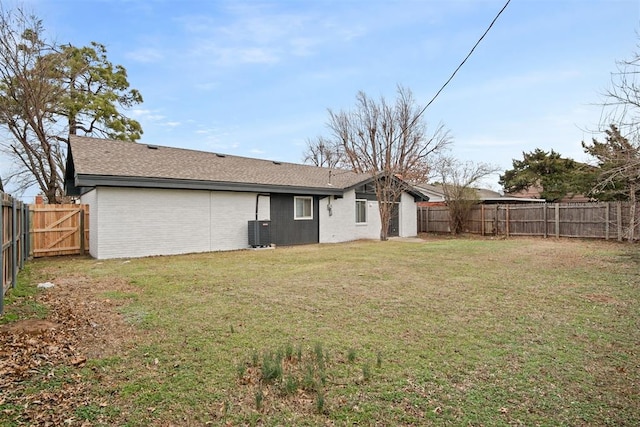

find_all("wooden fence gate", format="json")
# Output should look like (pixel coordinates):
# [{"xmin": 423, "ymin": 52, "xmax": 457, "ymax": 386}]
[{"xmin": 30, "ymin": 204, "xmax": 89, "ymax": 257}]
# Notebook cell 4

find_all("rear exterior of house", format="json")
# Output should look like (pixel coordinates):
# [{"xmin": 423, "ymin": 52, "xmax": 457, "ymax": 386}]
[{"xmin": 66, "ymin": 136, "xmax": 423, "ymax": 259}]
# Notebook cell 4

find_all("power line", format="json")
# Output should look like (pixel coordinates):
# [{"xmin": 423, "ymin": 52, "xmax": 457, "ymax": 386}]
[
  {"xmin": 413, "ymin": 0, "xmax": 512, "ymax": 126},
  {"xmin": 319, "ymin": 0, "xmax": 512, "ymax": 178}
]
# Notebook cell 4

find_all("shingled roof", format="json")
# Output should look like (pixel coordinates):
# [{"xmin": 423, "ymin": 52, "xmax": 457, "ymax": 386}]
[{"xmin": 65, "ymin": 136, "xmax": 371, "ymax": 196}]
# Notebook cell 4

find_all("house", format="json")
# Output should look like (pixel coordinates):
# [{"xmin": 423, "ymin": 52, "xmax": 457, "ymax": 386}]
[
  {"xmin": 65, "ymin": 136, "xmax": 426, "ymax": 259},
  {"xmin": 505, "ymin": 184, "xmax": 591, "ymax": 203},
  {"xmin": 414, "ymin": 183, "xmax": 544, "ymax": 206}
]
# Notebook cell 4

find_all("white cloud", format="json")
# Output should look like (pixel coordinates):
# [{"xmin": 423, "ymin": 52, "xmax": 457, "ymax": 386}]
[
  {"xmin": 175, "ymin": 4, "xmax": 362, "ymax": 67},
  {"xmin": 130, "ymin": 109, "xmax": 166, "ymax": 121},
  {"xmin": 447, "ymin": 69, "xmax": 584, "ymax": 103},
  {"xmin": 125, "ymin": 47, "xmax": 164, "ymax": 63},
  {"xmin": 194, "ymin": 81, "xmax": 220, "ymax": 91},
  {"xmin": 219, "ymin": 46, "xmax": 280, "ymax": 65},
  {"xmin": 289, "ymin": 37, "xmax": 319, "ymax": 57}
]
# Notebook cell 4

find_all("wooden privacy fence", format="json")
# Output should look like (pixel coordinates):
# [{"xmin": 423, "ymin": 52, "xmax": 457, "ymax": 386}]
[
  {"xmin": 30, "ymin": 204, "xmax": 89, "ymax": 257},
  {"xmin": 418, "ymin": 202, "xmax": 638, "ymax": 241},
  {"xmin": 1, "ymin": 192, "xmax": 29, "ymax": 315}
]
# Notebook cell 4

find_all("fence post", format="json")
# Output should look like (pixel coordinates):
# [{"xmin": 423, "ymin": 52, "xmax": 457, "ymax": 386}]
[
  {"xmin": 505, "ymin": 205, "xmax": 510, "ymax": 237},
  {"xmin": 426, "ymin": 207, "xmax": 430, "ymax": 233},
  {"xmin": 18, "ymin": 202, "xmax": 23, "ymax": 268},
  {"xmin": 617, "ymin": 202, "xmax": 623, "ymax": 241},
  {"xmin": 0, "ymin": 195, "xmax": 4, "ymax": 315},
  {"xmin": 555, "ymin": 204, "xmax": 560, "ymax": 238},
  {"xmin": 26, "ymin": 204, "xmax": 30, "ymax": 261},
  {"xmin": 541, "ymin": 203, "xmax": 546, "ymax": 238},
  {"xmin": 19, "ymin": 203, "xmax": 27, "ymax": 270},
  {"xmin": 605, "ymin": 202, "xmax": 610, "ymax": 240},
  {"xmin": 11, "ymin": 199, "xmax": 17, "ymax": 289},
  {"xmin": 80, "ymin": 207, "xmax": 85, "ymax": 254}
]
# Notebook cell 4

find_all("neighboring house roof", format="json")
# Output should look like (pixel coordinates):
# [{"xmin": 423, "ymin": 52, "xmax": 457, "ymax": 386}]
[
  {"xmin": 66, "ymin": 136, "xmax": 426, "ymax": 199},
  {"xmin": 413, "ymin": 183, "xmax": 544, "ymax": 204},
  {"xmin": 412, "ymin": 183, "xmax": 445, "ymax": 202},
  {"xmin": 506, "ymin": 185, "xmax": 591, "ymax": 203}
]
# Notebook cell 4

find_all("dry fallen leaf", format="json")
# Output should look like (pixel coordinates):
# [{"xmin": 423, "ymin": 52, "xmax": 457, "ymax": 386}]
[{"xmin": 0, "ymin": 274, "xmax": 141, "ymax": 426}]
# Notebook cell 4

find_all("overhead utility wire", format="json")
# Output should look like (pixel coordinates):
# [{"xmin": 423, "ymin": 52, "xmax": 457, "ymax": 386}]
[
  {"xmin": 328, "ymin": 0, "xmax": 511, "ymax": 181},
  {"xmin": 410, "ymin": 0, "xmax": 511, "ymax": 128}
]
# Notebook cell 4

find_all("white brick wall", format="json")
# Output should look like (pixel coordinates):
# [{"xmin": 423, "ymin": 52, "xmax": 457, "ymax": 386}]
[
  {"xmin": 355, "ymin": 199, "xmax": 382, "ymax": 240},
  {"xmin": 319, "ymin": 189, "xmax": 417, "ymax": 242},
  {"xmin": 209, "ymin": 191, "xmax": 270, "ymax": 251},
  {"xmin": 319, "ymin": 189, "xmax": 381, "ymax": 243},
  {"xmin": 399, "ymin": 192, "xmax": 418, "ymax": 237},
  {"xmin": 82, "ymin": 186, "xmax": 416, "ymax": 259},
  {"xmin": 85, "ymin": 187, "xmax": 270, "ymax": 259}
]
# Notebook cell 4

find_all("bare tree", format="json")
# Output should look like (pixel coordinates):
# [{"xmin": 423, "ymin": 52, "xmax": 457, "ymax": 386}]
[
  {"xmin": 302, "ymin": 136, "xmax": 346, "ymax": 168},
  {"xmin": 327, "ymin": 85, "xmax": 451, "ymax": 240},
  {"xmin": 0, "ymin": 8, "xmax": 64, "ymax": 200},
  {"xmin": 438, "ymin": 157, "xmax": 499, "ymax": 234},
  {"xmin": 601, "ymin": 45, "xmax": 640, "ymax": 131},
  {"xmin": 0, "ymin": 6, "xmax": 142, "ymax": 203},
  {"xmin": 582, "ymin": 124, "xmax": 639, "ymax": 241},
  {"xmin": 590, "ymin": 42, "xmax": 640, "ymax": 241}
]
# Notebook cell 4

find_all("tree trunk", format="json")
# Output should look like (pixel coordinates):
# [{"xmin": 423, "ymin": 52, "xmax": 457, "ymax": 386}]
[
  {"xmin": 379, "ymin": 202, "xmax": 390, "ymax": 241},
  {"xmin": 629, "ymin": 183, "xmax": 637, "ymax": 242},
  {"xmin": 376, "ymin": 182, "xmax": 391, "ymax": 241}
]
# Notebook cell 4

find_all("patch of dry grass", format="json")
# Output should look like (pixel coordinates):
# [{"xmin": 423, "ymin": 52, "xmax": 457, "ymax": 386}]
[{"xmin": 2, "ymin": 237, "xmax": 639, "ymax": 426}]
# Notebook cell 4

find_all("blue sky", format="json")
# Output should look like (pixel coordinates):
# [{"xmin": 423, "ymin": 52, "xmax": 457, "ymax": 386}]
[{"xmin": 5, "ymin": 0, "xmax": 640, "ymax": 199}]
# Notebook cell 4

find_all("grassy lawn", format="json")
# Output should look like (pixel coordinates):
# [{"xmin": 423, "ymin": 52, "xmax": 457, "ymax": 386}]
[{"xmin": 1, "ymin": 237, "xmax": 639, "ymax": 426}]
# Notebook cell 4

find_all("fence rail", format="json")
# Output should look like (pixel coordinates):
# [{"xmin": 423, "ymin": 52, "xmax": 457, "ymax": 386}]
[
  {"xmin": 418, "ymin": 202, "xmax": 638, "ymax": 241},
  {"xmin": 1, "ymin": 192, "xmax": 29, "ymax": 315}
]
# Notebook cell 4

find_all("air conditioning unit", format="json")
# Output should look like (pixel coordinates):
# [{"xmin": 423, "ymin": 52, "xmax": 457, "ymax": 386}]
[{"xmin": 248, "ymin": 220, "xmax": 271, "ymax": 247}]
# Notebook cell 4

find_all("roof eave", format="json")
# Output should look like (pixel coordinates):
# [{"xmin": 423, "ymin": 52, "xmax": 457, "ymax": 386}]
[{"xmin": 74, "ymin": 174, "xmax": 347, "ymax": 196}]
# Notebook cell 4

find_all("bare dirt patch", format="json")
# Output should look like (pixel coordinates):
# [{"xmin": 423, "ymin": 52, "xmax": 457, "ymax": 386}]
[
  {"xmin": 584, "ymin": 293, "xmax": 619, "ymax": 304},
  {"xmin": 0, "ymin": 273, "xmax": 140, "ymax": 426}
]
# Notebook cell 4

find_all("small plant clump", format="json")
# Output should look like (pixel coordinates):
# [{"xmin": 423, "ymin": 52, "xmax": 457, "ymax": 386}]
[
  {"xmin": 313, "ymin": 342, "xmax": 324, "ymax": 365},
  {"xmin": 235, "ymin": 363, "xmax": 246, "ymax": 379},
  {"xmin": 235, "ymin": 342, "xmax": 377, "ymax": 418},
  {"xmin": 362, "ymin": 363, "xmax": 371, "ymax": 382},
  {"xmin": 261, "ymin": 352, "xmax": 283, "ymax": 383},
  {"xmin": 302, "ymin": 362, "xmax": 317, "ymax": 391},
  {"xmin": 284, "ymin": 342, "xmax": 294, "ymax": 360},
  {"xmin": 254, "ymin": 388, "xmax": 264, "ymax": 411},
  {"xmin": 281, "ymin": 374, "xmax": 299, "ymax": 396},
  {"xmin": 315, "ymin": 390, "xmax": 325, "ymax": 414}
]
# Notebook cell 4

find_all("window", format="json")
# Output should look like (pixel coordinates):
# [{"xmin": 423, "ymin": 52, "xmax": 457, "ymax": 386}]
[
  {"xmin": 294, "ymin": 196, "xmax": 313, "ymax": 220},
  {"xmin": 355, "ymin": 199, "xmax": 367, "ymax": 224}
]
